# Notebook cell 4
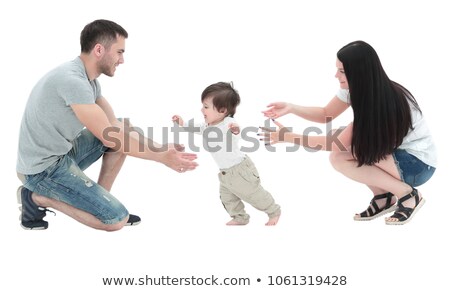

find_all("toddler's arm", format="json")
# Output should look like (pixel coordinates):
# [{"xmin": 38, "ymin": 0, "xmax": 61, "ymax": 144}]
[
  {"xmin": 228, "ymin": 122, "xmax": 240, "ymax": 135},
  {"xmin": 172, "ymin": 115, "xmax": 202, "ymax": 134},
  {"xmin": 172, "ymin": 115, "xmax": 184, "ymax": 126}
]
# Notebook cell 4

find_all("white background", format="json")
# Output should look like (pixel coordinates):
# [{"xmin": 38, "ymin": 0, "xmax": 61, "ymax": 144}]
[{"xmin": 1, "ymin": 0, "xmax": 449, "ymax": 290}]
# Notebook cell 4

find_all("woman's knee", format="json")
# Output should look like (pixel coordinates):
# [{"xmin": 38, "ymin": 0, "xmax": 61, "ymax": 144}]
[{"xmin": 329, "ymin": 151, "xmax": 348, "ymax": 172}]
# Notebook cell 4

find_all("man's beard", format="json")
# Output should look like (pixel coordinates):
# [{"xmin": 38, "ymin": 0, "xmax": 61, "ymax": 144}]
[{"xmin": 98, "ymin": 60, "xmax": 115, "ymax": 77}]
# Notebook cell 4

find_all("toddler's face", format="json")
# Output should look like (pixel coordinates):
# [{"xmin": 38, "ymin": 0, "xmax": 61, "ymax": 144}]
[{"xmin": 201, "ymin": 97, "xmax": 227, "ymax": 126}]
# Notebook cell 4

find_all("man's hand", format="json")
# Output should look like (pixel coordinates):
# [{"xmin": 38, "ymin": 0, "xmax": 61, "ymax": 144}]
[
  {"xmin": 164, "ymin": 143, "xmax": 185, "ymax": 152},
  {"xmin": 160, "ymin": 149, "xmax": 198, "ymax": 173}
]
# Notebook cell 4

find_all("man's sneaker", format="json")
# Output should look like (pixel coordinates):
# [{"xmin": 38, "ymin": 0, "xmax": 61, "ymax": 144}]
[
  {"xmin": 17, "ymin": 186, "xmax": 49, "ymax": 230},
  {"xmin": 126, "ymin": 214, "xmax": 141, "ymax": 226}
]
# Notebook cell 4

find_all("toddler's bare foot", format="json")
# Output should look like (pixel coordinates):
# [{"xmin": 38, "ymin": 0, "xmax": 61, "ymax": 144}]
[
  {"xmin": 265, "ymin": 214, "xmax": 280, "ymax": 226},
  {"xmin": 226, "ymin": 219, "xmax": 248, "ymax": 226}
]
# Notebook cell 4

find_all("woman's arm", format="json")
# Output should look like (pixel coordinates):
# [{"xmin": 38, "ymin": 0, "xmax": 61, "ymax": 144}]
[
  {"xmin": 263, "ymin": 96, "xmax": 350, "ymax": 123},
  {"xmin": 261, "ymin": 120, "xmax": 353, "ymax": 152}
]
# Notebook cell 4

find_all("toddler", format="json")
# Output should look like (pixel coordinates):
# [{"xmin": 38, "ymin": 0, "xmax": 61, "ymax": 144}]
[{"xmin": 173, "ymin": 82, "xmax": 281, "ymax": 225}]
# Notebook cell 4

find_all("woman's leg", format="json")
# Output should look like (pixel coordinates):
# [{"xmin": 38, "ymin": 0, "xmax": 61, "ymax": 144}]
[
  {"xmin": 329, "ymin": 151, "xmax": 420, "ymax": 222},
  {"xmin": 329, "ymin": 151, "xmax": 411, "ymax": 194}
]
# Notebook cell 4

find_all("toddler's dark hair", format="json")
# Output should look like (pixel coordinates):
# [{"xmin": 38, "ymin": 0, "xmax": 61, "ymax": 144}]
[{"xmin": 201, "ymin": 82, "xmax": 240, "ymax": 117}]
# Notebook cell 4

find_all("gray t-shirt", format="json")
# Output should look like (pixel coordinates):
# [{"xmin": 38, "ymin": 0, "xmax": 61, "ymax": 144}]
[{"xmin": 17, "ymin": 57, "xmax": 102, "ymax": 175}]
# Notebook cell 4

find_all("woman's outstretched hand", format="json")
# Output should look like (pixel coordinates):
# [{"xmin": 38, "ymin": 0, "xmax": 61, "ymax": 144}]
[
  {"xmin": 262, "ymin": 102, "xmax": 291, "ymax": 119},
  {"xmin": 259, "ymin": 119, "xmax": 291, "ymax": 145}
]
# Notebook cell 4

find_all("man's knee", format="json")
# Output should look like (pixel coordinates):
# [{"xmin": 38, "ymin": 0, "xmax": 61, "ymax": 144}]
[{"xmin": 101, "ymin": 216, "xmax": 128, "ymax": 232}]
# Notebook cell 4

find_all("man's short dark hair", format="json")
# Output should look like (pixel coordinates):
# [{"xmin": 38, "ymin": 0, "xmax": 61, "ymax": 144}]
[{"xmin": 80, "ymin": 19, "xmax": 128, "ymax": 53}]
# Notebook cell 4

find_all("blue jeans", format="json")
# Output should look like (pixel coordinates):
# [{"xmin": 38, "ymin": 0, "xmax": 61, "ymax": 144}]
[
  {"xmin": 21, "ymin": 129, "xmax": 129, "ymax": 224},
  {"xmin": 392, "ymin": 149, "xmax": 435, "ymax": 187}
]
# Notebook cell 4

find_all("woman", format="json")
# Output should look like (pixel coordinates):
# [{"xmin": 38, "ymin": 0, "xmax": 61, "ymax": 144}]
[{"xmin": 261, "ymin": 40, "xmax": 437, "ymax": 225}]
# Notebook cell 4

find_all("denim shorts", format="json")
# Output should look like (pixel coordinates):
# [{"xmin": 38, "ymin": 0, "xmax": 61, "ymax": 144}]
[
  {"xmin": 21, "ymin": 129, "xmax": 129, "ymax": 224},
  {"xmin": 392, "ymin": 149, "xmax": 435, "ymax": 187}
]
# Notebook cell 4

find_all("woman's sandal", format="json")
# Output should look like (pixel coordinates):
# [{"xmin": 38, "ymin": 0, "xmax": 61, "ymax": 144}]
[
  {"xmin": 354, "ymin": 192, "xmax": 397, "ymax": 221},
  {"xmin": 385, "ymin": 188, "xmax": 425, "ymax": 225}
]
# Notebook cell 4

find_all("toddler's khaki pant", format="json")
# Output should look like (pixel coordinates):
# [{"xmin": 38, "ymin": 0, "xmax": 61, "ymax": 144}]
[{"xmin": 218, "ymin": 156, "xmax": 280, "ymax": 224}]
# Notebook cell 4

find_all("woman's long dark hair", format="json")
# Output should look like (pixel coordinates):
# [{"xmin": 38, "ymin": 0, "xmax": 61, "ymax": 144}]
[{"xmin": 337, "ymin": 41, "xmax": 421, "ymax": 166}]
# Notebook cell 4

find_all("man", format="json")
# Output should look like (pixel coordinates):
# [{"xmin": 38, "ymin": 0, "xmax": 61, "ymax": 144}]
[{"xmin": 16, "ymin": 19, "xmax": 198, "ymax": 231}]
